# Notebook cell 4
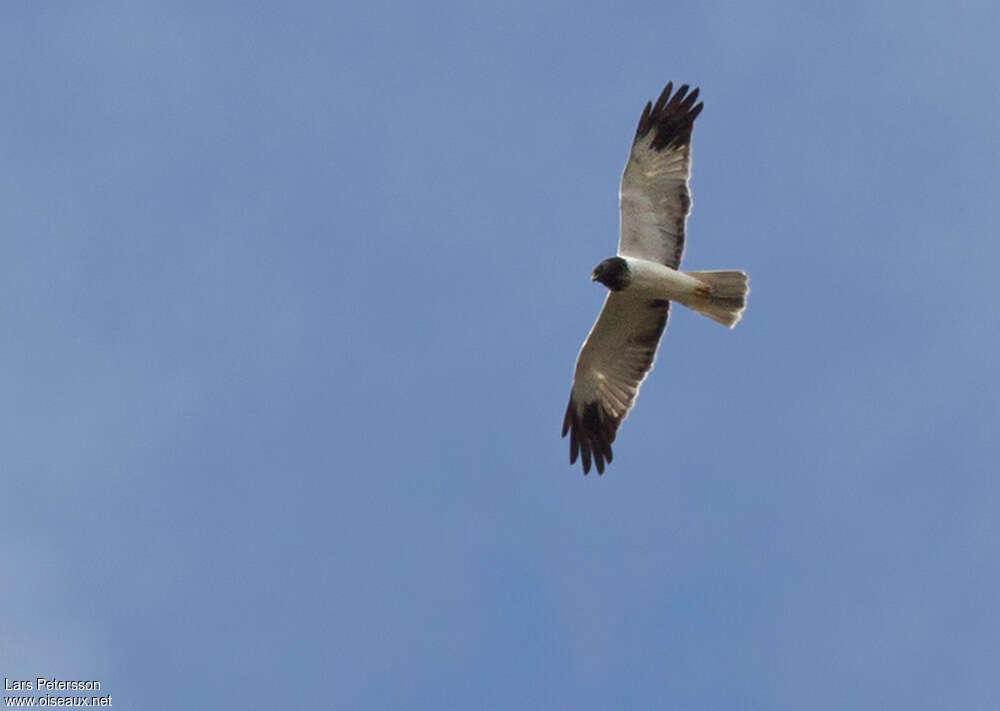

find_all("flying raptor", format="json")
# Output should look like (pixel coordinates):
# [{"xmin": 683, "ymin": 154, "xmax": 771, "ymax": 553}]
[{"xmin": 562, "ymin": 82, "xmax": 749, "ymax": 475}]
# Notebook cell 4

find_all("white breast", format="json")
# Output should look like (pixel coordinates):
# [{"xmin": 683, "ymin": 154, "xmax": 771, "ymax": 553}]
[{"xmin": 623, "ymin": 256, "xmax": 704, "ymax": 302}]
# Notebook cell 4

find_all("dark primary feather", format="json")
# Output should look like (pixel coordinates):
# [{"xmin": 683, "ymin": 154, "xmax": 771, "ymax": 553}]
[
  {"xmin": 562, "ymin": 401, "xmax": 614, "ymax": 475},
  {"xmin": 634, "ymin": 82, "xmax": 703, "ymax": 150}
]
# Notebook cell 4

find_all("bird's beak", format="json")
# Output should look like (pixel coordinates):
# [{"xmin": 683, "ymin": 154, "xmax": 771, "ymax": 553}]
[{"xmin": 591, "ymin": 271, "xmax": 598, "ymax": 281}]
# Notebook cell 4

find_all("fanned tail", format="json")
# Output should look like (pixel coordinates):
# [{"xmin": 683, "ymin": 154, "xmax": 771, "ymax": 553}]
[{"xmin": 684, "ymin": 270, "xmax": 749, "ymax": 328}]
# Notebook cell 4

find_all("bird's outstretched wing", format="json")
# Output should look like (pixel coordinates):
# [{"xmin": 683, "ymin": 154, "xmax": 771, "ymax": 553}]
[
  {"xmin": 618, "ymin": 82, "xmax": 703, "ymax": 269},
  {"xmin": 562, "ymin": 294, "xmax": 670, "ymax": 474}
]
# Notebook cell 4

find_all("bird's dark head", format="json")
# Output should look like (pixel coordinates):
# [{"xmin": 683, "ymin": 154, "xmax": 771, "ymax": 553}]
[{"xmin": 591, "ymin": 257, "xmax": 630, "ymax": 291}]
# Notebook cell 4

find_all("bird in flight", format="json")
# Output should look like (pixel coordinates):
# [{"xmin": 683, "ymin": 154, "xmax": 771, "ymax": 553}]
[{"xmin": 562, "ymin": 82, "xmax": 748, "ymax": 475}]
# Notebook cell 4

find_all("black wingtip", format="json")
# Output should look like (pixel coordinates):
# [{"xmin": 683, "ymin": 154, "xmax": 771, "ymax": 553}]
[
  {"xmin": 563, "ymin": 399, "xmax": 619, "ymax": 476},
  {"xmin": 634, "ymin": 81, "xmax": 703, "ymax": 150}
]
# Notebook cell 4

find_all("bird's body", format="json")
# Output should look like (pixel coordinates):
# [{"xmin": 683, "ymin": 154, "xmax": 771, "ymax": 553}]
[
  {"xmin": 604, "ymin": 256, "xmax": 707, "ymax": 301},
  {"xmin": 562, "ymin": 82, "xmax": 749, "ymax": 475}
]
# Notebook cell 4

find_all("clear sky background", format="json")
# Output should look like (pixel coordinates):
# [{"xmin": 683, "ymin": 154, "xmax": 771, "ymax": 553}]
[{"xmin": 3, "ymin": 1, "xmax": 999, "ymax": 708}]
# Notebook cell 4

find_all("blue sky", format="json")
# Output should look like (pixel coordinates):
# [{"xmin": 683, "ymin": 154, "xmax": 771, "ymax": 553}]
[{"xmin": 3, "ymin": 1, "xmax": 999, "ymax": 708}]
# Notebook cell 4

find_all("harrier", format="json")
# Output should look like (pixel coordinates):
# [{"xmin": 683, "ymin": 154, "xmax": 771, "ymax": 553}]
[{"xmin": 562, "ymin": 82, "xmax": 748, "ymax": 474}]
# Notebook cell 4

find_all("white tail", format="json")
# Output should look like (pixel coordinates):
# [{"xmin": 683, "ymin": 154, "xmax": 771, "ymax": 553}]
[{"xmin": 683, "ymin": 270, "xmax": 749, "ymax": 328}]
